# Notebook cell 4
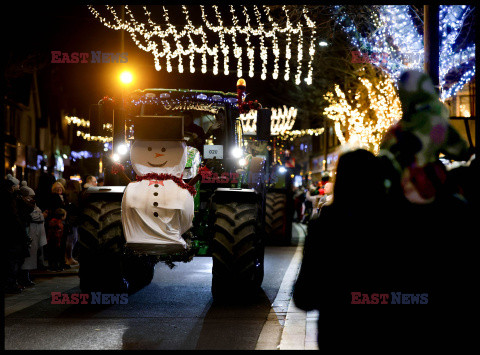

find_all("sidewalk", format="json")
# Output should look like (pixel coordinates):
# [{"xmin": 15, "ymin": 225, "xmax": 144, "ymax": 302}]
[
  {"xmin": 256, "ymin": 222, "xmax": 319, "ymax": 350},
  {"xmin": 4, "ymin": 266, "xmax": 80, "ymax": 317}
]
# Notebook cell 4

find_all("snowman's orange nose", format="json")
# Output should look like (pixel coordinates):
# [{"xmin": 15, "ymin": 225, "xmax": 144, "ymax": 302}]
[{"xmin": 155, "ymin": 153, "xmax": 164, "ymax": 158}]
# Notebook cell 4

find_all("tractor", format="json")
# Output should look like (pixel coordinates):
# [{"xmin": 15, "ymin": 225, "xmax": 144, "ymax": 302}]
[{"xmin": 78, "ymin": 80, "xmax": 272, "ymax": 299}]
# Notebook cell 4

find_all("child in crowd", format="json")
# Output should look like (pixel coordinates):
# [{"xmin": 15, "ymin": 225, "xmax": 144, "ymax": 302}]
[{"xmin": 47, "ymin": 208, "xmax": 67, "ymax": 271}]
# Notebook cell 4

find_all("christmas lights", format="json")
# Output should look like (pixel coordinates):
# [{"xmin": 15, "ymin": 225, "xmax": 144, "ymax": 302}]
[
  {"xmin": 323, "ymin": 71, "xmax": 402, "ymax": 154},
  {"xmin": 76, "ymin": 130, "xmax": 113, "ymax": 143},
  {"xmin": 65, "ymin": 116, "xmax": 113, "ymax": 142},
  {"xmin": 65, "ymin": 115, "xmax": 90, "ymax": 128},
  {"xmin": 88, "ymin": 5, "xmax": 317, "ymax": 84},
  {"xmin": 334, "ymin": 5, "xmax": 475, "ymax": 99},
  {"xmin": 277, "ymin": 127, "xmax": 325, "ymax": 140},
  {"xmin": 240, "ymin": 106, "xmax": 298, "ymax": 135}
]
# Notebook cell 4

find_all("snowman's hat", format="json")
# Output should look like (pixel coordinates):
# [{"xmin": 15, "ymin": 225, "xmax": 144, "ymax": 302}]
[{"xmin": 134, "ymin": 116, "xmax": 185, "ymax": 141}]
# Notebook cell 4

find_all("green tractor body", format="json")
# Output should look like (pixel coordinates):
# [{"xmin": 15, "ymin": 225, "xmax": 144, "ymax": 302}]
[{"xmin": 78, "ymin": 87, "xmax": 271, "ymax": 299}]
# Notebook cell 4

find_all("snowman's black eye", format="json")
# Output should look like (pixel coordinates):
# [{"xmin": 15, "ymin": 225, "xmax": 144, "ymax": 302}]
[
  {"xmin": 148, "ymin": 147, "xmax": 152, "ymax": 151},
  {"xmin": 161, "ymin": 147, "xmax": 166, "ymax": 152}
]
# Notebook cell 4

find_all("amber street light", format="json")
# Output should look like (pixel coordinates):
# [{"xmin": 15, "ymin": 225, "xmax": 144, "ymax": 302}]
[{"xmin": 119, "ymin": 70, "xmax": 133, "ymax": 85}]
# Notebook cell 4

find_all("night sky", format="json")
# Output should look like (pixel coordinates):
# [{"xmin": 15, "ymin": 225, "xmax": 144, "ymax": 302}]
[{"xmin": 6, "ymin": 3, "xmax": 280, "ymax": 119}]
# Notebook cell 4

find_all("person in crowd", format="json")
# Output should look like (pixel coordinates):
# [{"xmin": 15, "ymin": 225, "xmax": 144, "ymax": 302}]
[
  {"xmin": 47, "ymin": 208, "xmax": 67, "ymax": 271},
  {"xmin": 293, "ymin": 148, "xmax": 399, "ymax": 351},
  {"xmin": 303, "ymin": 182, "xmax": 321, "ymax": 222},
  {"xmin": 294, "ymin": 70, "xmax": 474, "ymax": 351},
  {"xmin": 315, "ymin": 180, "xmax": 333, "ymax": 212},
  {"xmin": 376, "ymin": 70, "xmax": 474, "ymax": 348},
  {"xmin": 64, "ymin": 179, "xmax": 82, "ymax": 266},
  {"xmin": 46, "ymin": 181, "xmax": 69, "ymax": 270},
  {"xmin": 18, "ymin": 182, "xmax": 47, "ymax": 287},
  {"xmin": 2, "ymin": 177, "xmax": 34, "ymax": 293},
  {"xmin": 6, "ymin": 174, "xmax": 20, "ymax": 190},
  {"xmin": 56, "ymin": 178, "xmax": 67, "ymax": 189},
  {"xmin": 293, "ymin": 186, "xmax": 306, "ymax": 222},
  {"xmin": 35, "ymin": 166, "xmax": 56, "ymax": 212},
  {"xmin": 97, "ymin": 177, "xmax": 105, "ymax": 186},
  {"xmin": 2, "ymin": 179, "xmax": 26, "ymax": 293},
  {"xmin": 48, "ymin": 181, "xmax": 67, "ymax": 213},
  {"xmin": 83, "ymin": 175, "xmax": 97, "ymax": 189}
]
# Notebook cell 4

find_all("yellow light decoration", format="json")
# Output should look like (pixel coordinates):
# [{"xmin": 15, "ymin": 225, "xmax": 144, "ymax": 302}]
[
  {"xmin": 66, "ymin": 116, "xmax": 112, "ymax": 143},
  {"xmin": 65, "ymin": 116, "xmax": 90, "ymax": 128},
  {"xmin": 278, "ymin": 127, "xmax": 325, "ymax": 140},
  {"xmin": 240, "ymin": 106, "xmax": 298, "ymax": 135},
  {"xmin": 76, "ymin": 130, "xmax": 113, "ymax": 143},
  {"xmin": 88, "ymin": 5, "xmax": 317, "ymax": 84},
  {"xmin": 323, "ymin": 71, "xmax": 402, "ymax": 154}
]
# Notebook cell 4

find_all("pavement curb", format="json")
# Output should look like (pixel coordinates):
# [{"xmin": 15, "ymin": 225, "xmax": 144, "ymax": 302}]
[{"xmin": 256, "ymin": 223, "xmax": 319, "ymax": 350}]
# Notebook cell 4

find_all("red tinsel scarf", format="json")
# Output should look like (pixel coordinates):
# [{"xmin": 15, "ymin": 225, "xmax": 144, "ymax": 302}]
[{"xmin": 136, "ymin": 173, "xmax": 197, "ymax": 197}]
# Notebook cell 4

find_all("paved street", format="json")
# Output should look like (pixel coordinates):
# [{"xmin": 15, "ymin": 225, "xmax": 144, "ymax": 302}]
[{"xmin": 4, "ymin": 223, "xmax": 318, "ymax": 350}]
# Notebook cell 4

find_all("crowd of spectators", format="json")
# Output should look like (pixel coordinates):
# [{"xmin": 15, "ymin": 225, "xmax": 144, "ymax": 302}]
[{"xmin": 2, "ymin": 172, "xmax": 98, "ymax": 294}]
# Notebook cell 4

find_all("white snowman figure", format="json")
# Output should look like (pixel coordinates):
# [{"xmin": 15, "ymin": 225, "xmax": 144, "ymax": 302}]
[{"xmin": 121, "ymin": 116, "xmax": 195, "ymax": 255}]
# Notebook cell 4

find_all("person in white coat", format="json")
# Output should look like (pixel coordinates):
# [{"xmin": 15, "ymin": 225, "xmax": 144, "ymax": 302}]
[{"xmin": 19, "ymin": 182, "xmax": 47, "ymax": 287}]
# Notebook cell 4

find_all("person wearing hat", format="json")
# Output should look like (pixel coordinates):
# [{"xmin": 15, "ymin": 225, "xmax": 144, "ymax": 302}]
[
  {"xmin": 2, "ymin": 179, "xmax": 34, "ymax": 293},
  {"xmin": 19, "ymin": 182, "xmax": 47, "ymax": 286},
  {"xmin": 6, "ymin": 173, "xmax": 20, "ymax": 190}
]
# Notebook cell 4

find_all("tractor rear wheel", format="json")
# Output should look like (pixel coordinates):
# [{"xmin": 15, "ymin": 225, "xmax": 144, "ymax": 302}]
[
  {"xmin": 211, "ymin": 202, "xmax": 264, "ymax": 301},
  {"xmin": 265, "ymin": 192, "xmax": 292, "ymax": 245},
  {"xmin": 78, "ymin": 199, "xmax": 156, "ymax": 294}
]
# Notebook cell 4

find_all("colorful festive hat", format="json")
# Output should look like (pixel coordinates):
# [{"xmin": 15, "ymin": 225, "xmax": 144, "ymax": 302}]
[{"xmin": 379, "ymin": 70, "xmax": 471, "ymax": 203}]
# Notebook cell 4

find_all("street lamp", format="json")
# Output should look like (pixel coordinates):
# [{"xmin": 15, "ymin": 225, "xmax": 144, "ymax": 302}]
[
  {"xmin": 112, "ymin": 70, "xmax": 134, "ymax": 164},
  {"xmin": 120, "ymin": 70, "xmax": 133, "ymax": 85},
  {"xmin": 319, "ymin": 41, "xmax": 328, "ymax": 47}
]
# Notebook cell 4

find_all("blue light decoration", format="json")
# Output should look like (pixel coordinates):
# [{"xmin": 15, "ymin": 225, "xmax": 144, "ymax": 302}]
[
  {"xmin": 334, "ymin": 5, "xmax": 475, "ymax": 100},
  {"xmin": 70, "ymin": 151, "xmax": 94, "ymax": 162},
  {"xmin": 56, "ymin": 156, "xmax": 64, "ymax": 172}
]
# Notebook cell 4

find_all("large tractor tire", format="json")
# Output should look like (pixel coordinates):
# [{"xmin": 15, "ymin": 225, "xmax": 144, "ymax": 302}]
[
  {"xmin": 211, "ymin": 202, "xmax": 264, "ymax": 301},
  {"xmin": 78, "ymin": 199, "xmax": 156, "ymax": 294},
  {"xmin": 265, "ymin": 192, "xmax": 292, "ymax": 245}
]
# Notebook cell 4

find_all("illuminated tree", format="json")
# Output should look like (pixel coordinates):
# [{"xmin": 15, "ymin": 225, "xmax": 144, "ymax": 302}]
[
  {"xmin": 334, "ymin": 5, "xmax": 476, "ymax": 100},
  {"xmin": 323, "ymin": 65, "xmax": 402, "ymax": 154}
]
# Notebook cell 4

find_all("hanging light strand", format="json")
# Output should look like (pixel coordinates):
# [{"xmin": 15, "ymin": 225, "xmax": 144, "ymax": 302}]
[{"xmin": 88, "ymin": 5, "xmax": 317, "ymax": 84}]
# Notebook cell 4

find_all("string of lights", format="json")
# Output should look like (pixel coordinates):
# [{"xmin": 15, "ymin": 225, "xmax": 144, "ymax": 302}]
[
  {"xmin": 240, "ymin": 106, "xmax": 298, "ymax": 135},
  {"xmin": 64, "ymin": 115, "xmax": 90, "ymax": 128},
  {"xmin": 277, "ymin": 128, "xmax": 325, "ymax": 141},
  {"xmin": 333, "ymin": 5, "xmax": 475, "ymax": 100},
  {"xmin": 65, "ymin": 116, "xmax": 113, "ymax": 143},
  {"xmin": 76, "ymin": 130, "xmax": 113, "ymax": 143},
  {"xmin": 88, "ymin": 5, "xmax": 317, "ymax": 84}
]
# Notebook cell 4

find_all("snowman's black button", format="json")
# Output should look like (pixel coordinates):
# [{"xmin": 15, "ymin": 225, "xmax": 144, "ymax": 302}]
[
  {"xmin": 154, "ymin": 184, "xmax": 159, "ymax": 187},
  {"xmin": 154, "ymin": 192, "xmax": 158, "ymax": 196},
  {"xmin": 153, "ymin": 202, "xmax": 158, "ymax": 207},
  {"xmin": 153, "ymin": 212, "xmax": 158, "ymax": 217}
]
